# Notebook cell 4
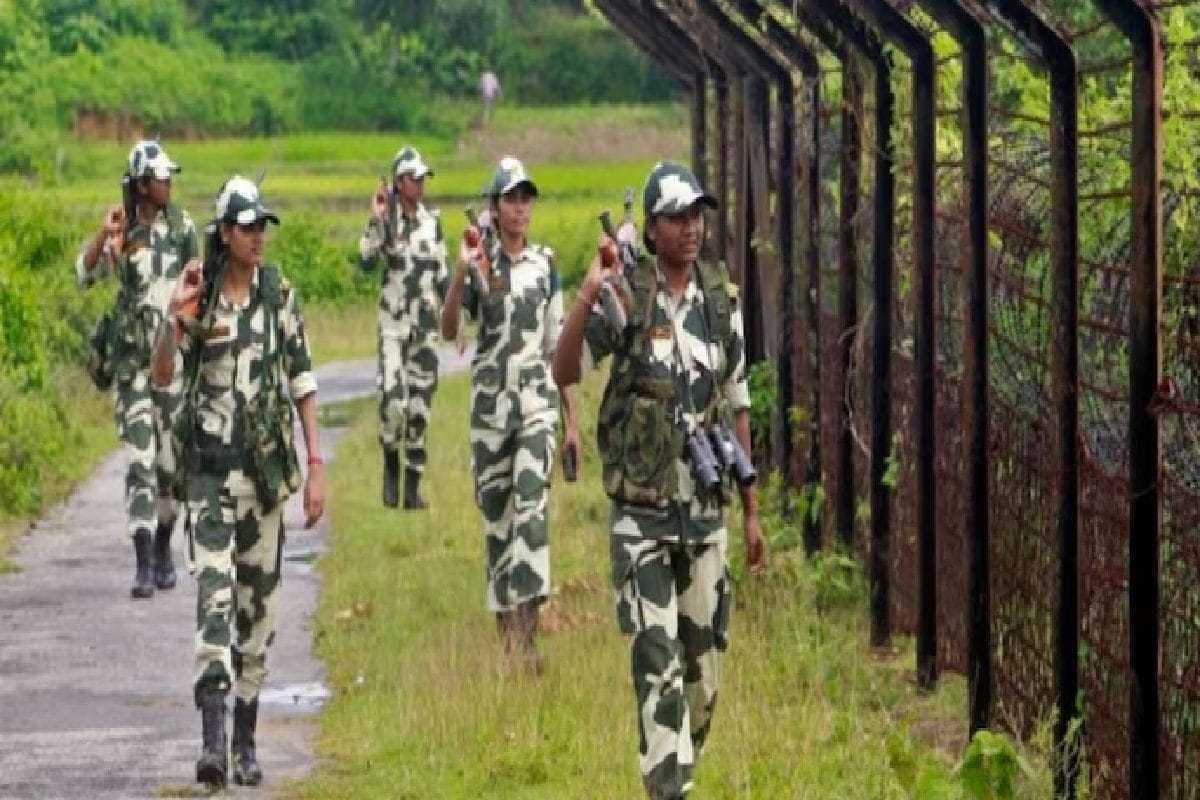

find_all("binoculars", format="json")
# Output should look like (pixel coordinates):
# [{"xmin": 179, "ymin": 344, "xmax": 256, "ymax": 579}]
[{"xmin": 684, "ymin": 423, "xmax": 757, "ymax": 505}]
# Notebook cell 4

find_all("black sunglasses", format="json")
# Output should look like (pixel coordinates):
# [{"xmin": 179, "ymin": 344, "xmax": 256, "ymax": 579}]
[{"xmin": 235, "ymin": 220, "xmax": 268, "ymax": 233}]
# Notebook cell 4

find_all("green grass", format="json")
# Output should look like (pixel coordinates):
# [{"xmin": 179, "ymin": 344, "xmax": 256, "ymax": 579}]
[{"xmin": 293, "ymin": 367, "xmax": 1056, "ymax": 799}]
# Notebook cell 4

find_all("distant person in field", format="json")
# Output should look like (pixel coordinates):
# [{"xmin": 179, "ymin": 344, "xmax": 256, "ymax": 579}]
[
  {"xmin": 152, "ymin": 175, "xmax": 325, "ymax": 789},
  {"xmin": 480, "ymin": 69, "xmax": 501, "ymax": 125},
  {"xmin": 358, "ymin": 147, "xmax": 449, "ymax": 510},
  {"xmin": 441, "ymin": 156, "xmax": 581, "ymax": 675},
  {"xmin": 75, "ymin": 139, "xmax": 198, "ymax": 601},
  {"xmin": 552, "ymin": 161, "xmax": 767, "ymax": 800}
]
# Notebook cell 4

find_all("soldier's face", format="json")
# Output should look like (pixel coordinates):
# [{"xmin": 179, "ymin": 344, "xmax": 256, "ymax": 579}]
[
  {"xmin": 649, "ymin": 205, "xmax": 704, "ymax": 268},
  {"xmin": 495, "ymin": 187, "xmax": 534, "ymax": 239},
  {"xmin": 396, "ymin": 174, "xmax": 424, "ymax": 206},
  {"xmin": 140, "ymin": 176, "xmax": 171, "ymax": 208},
  {"xmin": 223, "ymin": 220, "xmax": 267, "ymax": 268}
]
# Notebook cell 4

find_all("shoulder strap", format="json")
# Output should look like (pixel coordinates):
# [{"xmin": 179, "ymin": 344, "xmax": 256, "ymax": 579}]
[{"xmin": 257, "ymin": 264, "xmax": 290, "ymax": 392}]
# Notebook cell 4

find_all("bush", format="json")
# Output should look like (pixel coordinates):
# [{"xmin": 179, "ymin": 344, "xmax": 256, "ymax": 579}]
[{"xmin": 269, "ymin": 210, "xmax": 374, "ymax": 305}]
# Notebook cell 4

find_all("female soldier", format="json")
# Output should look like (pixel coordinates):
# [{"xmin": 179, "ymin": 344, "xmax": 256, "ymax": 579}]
[
  {"xmin": 77, "ymin": 139, "xmax": 197, "ymax": 598},
  {"xmin": 553, "ymin": 162, "xmax": 767, "ymax": 800},
  {"xmin": 441, "ymin": 156, "xmax": 580, "ymax": 673},
  {"xmin": 151, "ymin": 175, "xmax": 325, "ymax": 789}
]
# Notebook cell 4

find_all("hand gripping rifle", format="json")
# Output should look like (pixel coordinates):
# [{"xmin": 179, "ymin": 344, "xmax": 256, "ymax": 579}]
[
  {"xmin": 463, "ymin": 205, "xmax": 492, "ymax": 296},
  {"xmin": 597, "ymin": 210, "xmax": 635, "ymax": 332}
]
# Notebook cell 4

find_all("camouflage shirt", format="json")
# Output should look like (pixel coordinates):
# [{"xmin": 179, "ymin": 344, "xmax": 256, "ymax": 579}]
[
  {"xmin": 178, "ymin": 267, "xmax": 317, "ymax": 454},
  {"xmin": 582, "ymin": 260, "xmax": 750, "ymax": 541},
  {"xmin": 76, "ymin": 203, "xmax": 199, "ymax": 376},
  {"xmin": 462, "ymin": 241, "xmax": 564, "ymax": 431},
  {"xmin": 359, "ymin": 203, "xmax": 450, "ymax": 341}
]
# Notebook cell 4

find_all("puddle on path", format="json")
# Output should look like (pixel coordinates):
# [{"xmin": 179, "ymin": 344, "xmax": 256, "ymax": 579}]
[{"xmin": 259, "ymin": 681, "xmax": 330, "ymax": 712}]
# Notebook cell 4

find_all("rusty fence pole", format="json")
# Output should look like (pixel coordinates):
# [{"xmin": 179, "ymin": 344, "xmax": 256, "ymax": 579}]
[
  {"xmin": 847, "ymin": 0, "xmax": 939, "ymax": 692},
  {"xmin": 797, "ymin": 0, "xmax": 894, "ymax": 644},
  {"xmin": 979, "ymin": 0, "xmax": 1080, "ymax": 793},
  {"xmin": 909, "ymin": 0, "xmax": 992, "ymax": 728},
  {"xmin": 1086, "ymin": 1, "xmax": 1164, "ymax": 796},
  {"xmin": 729, "ymin": 0, "xmax": 824, "ymax": 544}
]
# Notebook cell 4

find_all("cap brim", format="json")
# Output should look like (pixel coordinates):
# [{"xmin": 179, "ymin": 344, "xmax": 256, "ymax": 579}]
[
  {"xmin": 499, "ymin": 178, "xmax": 538, "ymax": 198},
  {"xmin": 232, "ymin": 205, "xmax": 279, "ymax": 225},
  {"xmin": 654, "ymin": 191, "xmax": 717, "ymax": 216},
  {"xmin": 396, "ymin": 165, "xmax": 433, "ymax": 178},
  {"xmin": 148, "ymin": 163, "xmax": 181, "ymax": 179}
]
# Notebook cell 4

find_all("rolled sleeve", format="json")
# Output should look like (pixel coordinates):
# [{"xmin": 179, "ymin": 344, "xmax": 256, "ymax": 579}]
[
  {"xmin": 723, "ymin": 303, "xmax": 750, "ymax": 410},
  {"xmin": 290, "ymin": 370, "xmax": 318, "ymax": 401},
  {"xmin": 359, "ymin": 217, "xmax": 385, "ymax": 265},
  {"xmin": 282, "ymin": 285, "xmax": 317, "ymax": 400},
  {"xmin": 580, "ymin": 301, "xmax": 614, "ymax": 372},
  {"xmin": 75, "ymin": 245, "xmax": 112, "ymax": 288}
]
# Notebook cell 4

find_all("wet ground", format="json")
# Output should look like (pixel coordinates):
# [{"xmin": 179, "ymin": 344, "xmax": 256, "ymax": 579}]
[{"xmin": 0, "ymin": 348, "xmax": 470, "ymax": 799}]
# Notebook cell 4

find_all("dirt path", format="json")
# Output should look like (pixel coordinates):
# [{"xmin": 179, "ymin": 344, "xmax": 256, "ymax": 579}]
[{"xmin": 0, "ymin": 348, "xmax": 470, "ymax": 799}]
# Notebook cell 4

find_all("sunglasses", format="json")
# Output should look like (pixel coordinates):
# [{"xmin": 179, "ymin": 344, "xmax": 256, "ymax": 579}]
[{"xmin": 236, "ymin": 220, "xmax": 268, "ymax": 233}]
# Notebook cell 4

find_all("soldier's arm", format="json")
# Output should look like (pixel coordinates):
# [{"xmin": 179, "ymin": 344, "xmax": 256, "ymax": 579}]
[
  {"xmin": 281, "ymin": 284, "xmax": 318, "ymax": 400},
  {"xmin": 552, "ymin": 249, "xmax": 612, "ymax": 388},
  {"xmin": 358, "ymin": 217, "xmax": 385, "ymax": 271},
  {"xmin": 434, "ymin": 217, "xmax": 451, "ymax": 304},
  {"xmin": 152, "ymin": 261, "xmax": 204, "ymax": 388},
  {"xmin": 76, "ymin": 206, "xmax": 123, "ymax": 287},
  {"xmin": 441, "ymin": 236, "xmax": 478, "ymax": 341}
]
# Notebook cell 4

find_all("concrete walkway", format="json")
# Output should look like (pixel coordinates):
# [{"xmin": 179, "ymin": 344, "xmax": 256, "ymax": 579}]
[{"xmin": 0, "ymin": 348, "xmax": 470, "ymax": 799}]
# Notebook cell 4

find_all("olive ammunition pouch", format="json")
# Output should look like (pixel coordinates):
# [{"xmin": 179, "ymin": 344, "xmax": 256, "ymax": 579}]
[
  {"xmin": 596, "ymin": 256, "xmax": 737, "ymax": 509},
  {"xmin": 86, "ymin": 311, "xmax": 115, "ymax": 391}
]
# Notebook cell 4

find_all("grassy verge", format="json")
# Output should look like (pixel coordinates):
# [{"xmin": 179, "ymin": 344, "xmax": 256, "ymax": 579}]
[
  {"xmin": 0, "ymin": 301, "xmax": 374, "ymax": 571},
  {"xmin": 297, "ymin": 368, "xmax": 1056, "ymax": 799}
]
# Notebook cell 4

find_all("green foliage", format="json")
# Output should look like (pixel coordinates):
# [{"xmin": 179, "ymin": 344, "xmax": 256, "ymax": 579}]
[
  {"xmin": 955, "ymin": 730, "xmax": 1035, "ymax": 800},
  {"xmin": 497, "ymin": 9, "xmax": 675, "ymax": 104},
  {"xmin": 269, "ymin": 211, "xmax": 373, "ymax": 305},
  {"xmin": 747, "ymin": 359, "xmax": 778, "ymax": 451},
  {"xmin": 810, "ymin": 548, "xmax": 863, "ymax": 612}
]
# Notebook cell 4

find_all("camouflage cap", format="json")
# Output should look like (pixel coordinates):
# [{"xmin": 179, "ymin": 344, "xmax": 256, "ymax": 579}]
[
  {"xmin": 393, "ymin": 146, "xmax": 433, "ymax": 179},
  {"xmin": 127, "ymin": 139, "xmax": 180, "ymax": 180},
  {"xmin": 483, "ymin": 155, "xmax": 538, "ymax": 199},
  {"xmin": 642, "ymin": 161, "xmax": 716, "ymax": 217},
  {"xmin": 214, "ymin": 175, "xmax": 279, "ymax": 226},
  {"xmin": 641, "ymin": 161, "xmax": 716, "ymax": 254}
]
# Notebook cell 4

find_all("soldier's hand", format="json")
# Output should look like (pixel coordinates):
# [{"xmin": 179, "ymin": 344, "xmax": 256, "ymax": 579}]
[
  {"xmin": 460, "ymin": 234, "xmax": 490, "ymax": 283},
  {"xmin": 372, "ymin": 180, "xmax": 389, "ymax": 221},
  {"xmin": 580, "ymin": 235, "xmax": 614, "ymax": 305},
  {"xmin": 169, "ymin": 259, "xmax": 204, "ymax": 320},
  {"xmin": 103, "ymin": 204, "xmax": 125, "ymax": 237},
  {"xmin": 303, "ymin": 464, "xmax": 326, "ymax": 528},
  {"xmin": 742, "ymin": 513, "xmax": 767, "ymax": 576}
]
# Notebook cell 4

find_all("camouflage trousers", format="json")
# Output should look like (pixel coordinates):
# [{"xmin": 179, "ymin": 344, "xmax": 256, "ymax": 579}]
[
  {"xmin": 186, "ymin": 468, "xmax": 283, "ymax": 706},
  {"xmin": 114, "ymin": 372, "xmax": 179, "ymax": 538},
  {"xmin": 470, "ymin": 410, "xmax": 556, "ymax": 612},
  {"xmin": 609, "ymin": 525, "xmax": 732, "ymax": 800},
  {"xmin": 377, "ymin": 330, "xmax": 439, "ymax": 472}
]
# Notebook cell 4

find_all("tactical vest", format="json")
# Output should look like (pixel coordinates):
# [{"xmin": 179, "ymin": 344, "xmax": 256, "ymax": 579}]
[{"xmin": 597, "ymin": 257, "xmax": 737, "ymax": 509}]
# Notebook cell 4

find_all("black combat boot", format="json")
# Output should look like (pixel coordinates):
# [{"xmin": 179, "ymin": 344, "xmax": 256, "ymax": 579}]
[
  {"xmin": 402, "ymin": 467, "xmax": 428, "ymax": 510},
  {"xmin": 195, "ymin": 689, "xmax": 228, "ymax": 788},
  {"xmin": 152, "ymin": 518, "xmax": 176, "ymax": 591},
  {"xmin": 131, "ymin": 530, "xmax": 155, "ymax": 599},
  {"xmin": 231, "ymin": 698, "xmax": 264, "ymax": 786},
  {"xmin": 516, "ymin": 601, "xmax": 543, "ymax": 676},
  {"xmin": 382, "ymin": 449, "xmax": 400, "ymax": 508}
]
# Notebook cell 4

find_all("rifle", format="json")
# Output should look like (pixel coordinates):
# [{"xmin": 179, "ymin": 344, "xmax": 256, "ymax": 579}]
[
  {"xmin": 463, "ymin": 205, "xmax": 492, "ymax": 296},
  {"xmin": 596, "ymin": 210, "xmax": 635, "ymax": 331}
]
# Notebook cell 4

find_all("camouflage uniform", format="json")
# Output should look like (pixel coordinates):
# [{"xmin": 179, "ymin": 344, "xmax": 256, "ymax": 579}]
[
  {"xmin": 176, "ymin": 180, "xmax": 316, "ymax": 708},
  {"xmin": 580, "ymin": 163, "xmax": 749, "ymax": 800},
  {"xmin": 462, "ymin": 159, "xmax": 563, "ymax": 613},
  {"xmin": 76, "ymin": 142, "xmax": 196, "ymax": 551},
  {"xmin": 358, "ymin": 149, "xmax": 449, "ymax": 474}
]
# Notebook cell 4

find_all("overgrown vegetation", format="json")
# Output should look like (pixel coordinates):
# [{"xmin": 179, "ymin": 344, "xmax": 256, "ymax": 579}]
[{"xmin": 0, "ymin": 0, "xmax": 676, "ymax": 175}]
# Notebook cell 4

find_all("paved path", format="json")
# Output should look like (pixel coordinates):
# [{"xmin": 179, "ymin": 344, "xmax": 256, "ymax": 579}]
[{"xmin": 0, "ymin": 348, "xmax": 471, "ymax": 799}]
